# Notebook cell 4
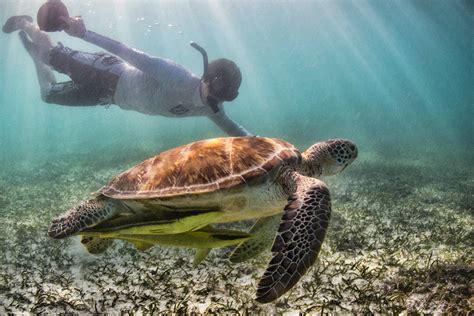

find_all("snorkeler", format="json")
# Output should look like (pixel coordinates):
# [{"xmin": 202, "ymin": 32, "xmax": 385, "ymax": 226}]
[{"xmin": 2, "ymin": 11, "xmax": 252, "ymax": 136}]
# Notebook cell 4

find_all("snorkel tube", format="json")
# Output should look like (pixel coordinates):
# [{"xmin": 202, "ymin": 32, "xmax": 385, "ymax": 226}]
[
  {"xmin": 191, "ymin": 41, "xmax": 219, "ymax": 113},
  {"xmin": 190, "ymin": 41, "xmax": 209, "ymax": 78}
]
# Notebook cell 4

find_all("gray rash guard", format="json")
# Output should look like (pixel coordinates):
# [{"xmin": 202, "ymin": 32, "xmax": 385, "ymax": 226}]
[{"xmin": 82, "ymin": 30, "xmax": 252, "ymax": 137}]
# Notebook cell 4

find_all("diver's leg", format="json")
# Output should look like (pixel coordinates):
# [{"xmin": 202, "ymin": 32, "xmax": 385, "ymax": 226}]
[
  {"xmin": 2, "ymin": 15, "xmax": 33, "ymax": 33},
  {"xmin": 20, "ymin": 32, "xmax": 121, "ymax": 107},
  {"xmin": 34, "ymin": 61, "xmax": 57, "ymax": 102},
  {"xmin": 18, "ymin": 31, "xmax": 103, "ymax": 107},
  {"xmin": 43, "ymin": 81, "xmax": 102, "ymax": 106},
  {"xmin": 47, "ymin": 46, "xmax": 122, "ymax": 106},
  {"xmin": 18, "ymin": 31, "xmax": 57, "ymax": 101},
  {"xmin": 20, "ymin": 22, "xmax": 54, "ymax": 65},
  {"xmin": 4, "ymin": 16, "xmax": 55, "ymax": 66},
  {"xmin": 17, "ymin": 31, "xmax": 84, "ymax": 106}
]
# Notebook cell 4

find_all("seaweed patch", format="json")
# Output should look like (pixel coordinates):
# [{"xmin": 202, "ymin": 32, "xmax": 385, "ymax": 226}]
[{"xmin": 0, "ymin": 156, "xmax": 472, "ymax": 313}]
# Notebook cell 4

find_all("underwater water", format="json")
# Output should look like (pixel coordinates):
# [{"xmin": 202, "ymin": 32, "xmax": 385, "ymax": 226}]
[{"xmin": 0, "ymin": 0, "xmax": 472, "ymax": 313}]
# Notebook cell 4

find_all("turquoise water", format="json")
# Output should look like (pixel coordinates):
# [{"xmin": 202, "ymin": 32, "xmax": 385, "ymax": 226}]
[
  {"xmin": 1, "ymin": 0, "xmax": 472, "ymax": 164},
  {"xmin": 0, "ymin": 0, "xmax": 472, "ymax": 313}
]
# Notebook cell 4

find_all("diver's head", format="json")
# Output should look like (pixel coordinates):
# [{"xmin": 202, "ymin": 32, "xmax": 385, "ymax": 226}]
[
  {"xmin": 190, "ymin": 42, "xmax": 242, "ymax": 112},
  {"xmin": 202, "ymin": 58, "xmax": 242, "ymax": 102}
]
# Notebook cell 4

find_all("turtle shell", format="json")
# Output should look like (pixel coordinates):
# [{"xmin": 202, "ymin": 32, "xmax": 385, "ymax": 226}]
[{"xmin": 99, "ymin": 137, "xmax": 301, "ymax": 199}]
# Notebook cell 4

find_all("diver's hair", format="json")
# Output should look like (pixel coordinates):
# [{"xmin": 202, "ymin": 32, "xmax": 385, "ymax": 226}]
[{"xmin": 203, "ymin": 58, "xmax": 242, "ymax": 102}]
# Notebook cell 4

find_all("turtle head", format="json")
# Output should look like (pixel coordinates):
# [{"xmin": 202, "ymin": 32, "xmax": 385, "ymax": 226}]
[{"xmin": 301, "ymin": 139, "xmax": 358, "ymax": 177}]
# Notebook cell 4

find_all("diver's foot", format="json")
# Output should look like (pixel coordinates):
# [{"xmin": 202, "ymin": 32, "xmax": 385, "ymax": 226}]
[
  {"xmin": 2, "ymin": 15, "xmax": 33, "ymax": 34},
  {"xmin": 18, "ymin": 31, "xmax": 38, "ymax": 57}
]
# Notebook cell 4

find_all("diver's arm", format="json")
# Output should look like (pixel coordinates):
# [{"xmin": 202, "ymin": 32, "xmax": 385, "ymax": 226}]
[
  {"xmin": 208, "ymin": 110, "xmax": 253, "ymax": 137},
  {"xmin": 82, "ymin": 30, "xmax": 153, "ymax": 69},
  {"xmin": 60, "ymin": 17, "xmax": 189, "ymax": 81},
  {"xmin": 82, "ymin": 31, "xmax": 190, "ymax": 81}
]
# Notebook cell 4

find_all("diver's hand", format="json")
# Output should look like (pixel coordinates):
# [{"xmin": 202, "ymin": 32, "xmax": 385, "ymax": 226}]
[{"xmin": 58, "ymin": 16, "xmax": 86, "ymax": 38}]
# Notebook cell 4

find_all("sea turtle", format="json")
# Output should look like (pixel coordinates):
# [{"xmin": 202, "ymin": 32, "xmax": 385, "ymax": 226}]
[{"xmin": 48, "ymin": 136, "xmax": 357, "ymax": 303}]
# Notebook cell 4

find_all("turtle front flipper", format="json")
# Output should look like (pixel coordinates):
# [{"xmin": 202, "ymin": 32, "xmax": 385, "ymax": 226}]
[
  {"xmin": 229, "ymin": 214, "xmax": 281, "ymax": 263},
  {"xmin": 48, "ymin": 197, "xmax": 123, "ymax": 239},
  {"xmin": 256, "ymin": 176, "xmax": 331, "ymax": 303}
]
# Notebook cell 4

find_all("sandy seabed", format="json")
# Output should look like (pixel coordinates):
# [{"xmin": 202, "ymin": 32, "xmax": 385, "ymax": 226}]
[{"xmin": 0, "ymin": 151, "xmax": 472, "ymax": 314}]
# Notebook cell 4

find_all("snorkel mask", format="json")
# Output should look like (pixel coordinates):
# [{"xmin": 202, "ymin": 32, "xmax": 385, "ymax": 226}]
[{"xmin": 191, "ymin": 42, "xmax": 241, "ymax": 113}]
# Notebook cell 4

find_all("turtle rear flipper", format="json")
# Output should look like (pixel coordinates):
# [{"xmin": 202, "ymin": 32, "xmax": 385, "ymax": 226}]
[
  {"xmin": 48, "ymin": 198, "xmax": 122, "ymax": 239},
  {"xmin": 256, "ymin": 177, "xmax": 331, "ymax": 303},
  {"xmin": 80, "ymin": 236, "xmax": 114, "ymax": 254}
]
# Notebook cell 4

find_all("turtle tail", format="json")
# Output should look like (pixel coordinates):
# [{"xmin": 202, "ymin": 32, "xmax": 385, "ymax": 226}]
[{"xmin": 48, "ymin": 197, "xmax": 121, "ymax": 239}]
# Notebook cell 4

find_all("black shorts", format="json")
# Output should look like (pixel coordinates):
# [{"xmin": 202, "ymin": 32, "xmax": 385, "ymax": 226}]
[{"xmin": 46, "ymin": 43, "xmax": 125, "ymax": 106}]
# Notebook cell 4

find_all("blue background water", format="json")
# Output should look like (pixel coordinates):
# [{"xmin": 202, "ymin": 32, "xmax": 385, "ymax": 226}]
[{"xmin": 0, "ymin": 0, "xmax": 472, "ymax": 166}]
